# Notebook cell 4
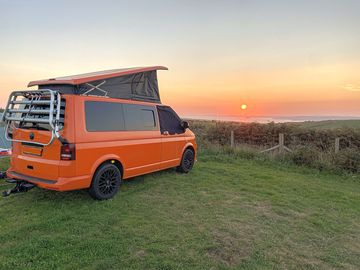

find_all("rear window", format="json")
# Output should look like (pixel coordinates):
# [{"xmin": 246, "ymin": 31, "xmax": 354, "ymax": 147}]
[
  {"xmin": 16, "ymin": 98, "xmax": 66, "ymax": 131},
  {"xmin": 85, "ymin": 101, "xmax": 157, "ymax": 132}
]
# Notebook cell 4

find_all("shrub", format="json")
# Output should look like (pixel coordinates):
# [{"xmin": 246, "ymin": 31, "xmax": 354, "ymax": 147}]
[
  {"xmin": 333, "ymin": 148, "xmax": 360, "ymax": 173},
  {"xmin": 290, "ymin": 146, "xmax": 321, "ymax": 168},
  {"xmin": 188, "ymin": 120, "xmax": 360, "ymax": 152},
  {"xmin": 188, "ymin": 119, "xmax": 360, "ymax": 174}
]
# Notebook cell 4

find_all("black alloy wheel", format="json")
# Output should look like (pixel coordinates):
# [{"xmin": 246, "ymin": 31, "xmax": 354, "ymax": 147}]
[
  {"xmin": 89, "ymin": 163, "xmax": 121, "ymax": 200},
  {"xmin": 177, "ymin": 149, "xmax": 195, "ymax": 173}
]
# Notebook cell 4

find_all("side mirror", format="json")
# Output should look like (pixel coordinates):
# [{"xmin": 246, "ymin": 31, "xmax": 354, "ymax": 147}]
[{"xmin": 182, "ymin": 121, "xmax": 189, "ymax": 129}]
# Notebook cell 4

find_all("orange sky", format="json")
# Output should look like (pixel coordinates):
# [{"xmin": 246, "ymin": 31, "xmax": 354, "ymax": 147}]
[
  {"xmin": 0, "ymin": 1, "xmax": 359, "ymax": 119},
  {"xmin": 161, "ymin": 60, "xmax": 360, "ymax": 117}
]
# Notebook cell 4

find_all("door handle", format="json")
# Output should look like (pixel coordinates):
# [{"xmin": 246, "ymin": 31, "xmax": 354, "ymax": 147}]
[{"xmin": 163, "ymin": 131, "xmax": 169, "ymax": 135}]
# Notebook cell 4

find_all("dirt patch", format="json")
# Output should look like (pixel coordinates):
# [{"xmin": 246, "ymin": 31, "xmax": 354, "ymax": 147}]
[
  {"xmin": 207, "ymin": 225, "xmax": 253, "ymax": 267},
  {"xmin": 135, "ymin": 250, "xmax": 147, "ymax": 259}
]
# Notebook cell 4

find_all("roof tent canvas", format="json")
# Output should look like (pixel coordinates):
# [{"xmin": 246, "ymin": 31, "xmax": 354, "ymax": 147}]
[{"xmin": 28, "ymin": 66, "xmax": 168, "ymax": 103}]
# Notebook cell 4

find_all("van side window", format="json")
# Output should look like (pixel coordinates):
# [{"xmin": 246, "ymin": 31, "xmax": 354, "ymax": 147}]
[
  {"xmin": 123, "ymin": 104, "xmax": 157, "ymax": 131},
  {"xmin": 157, "ymin": 105, "xmax": 184, "ymax": 135},
  {"xmin": 85, "ymin": 101, "xmax": 157, "ymax": 132},
  {"xmin": 142, "ymin": 110, "xmax": 156, "ymax": 127},
  {"xmin": 85, "ymin": 101, "xmax": 125, "ymax": 131}
]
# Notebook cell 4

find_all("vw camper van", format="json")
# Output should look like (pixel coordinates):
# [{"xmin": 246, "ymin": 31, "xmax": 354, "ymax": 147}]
[{"xmin": 2, "ymin": 67, "xmax": 196, "ymax": 200}]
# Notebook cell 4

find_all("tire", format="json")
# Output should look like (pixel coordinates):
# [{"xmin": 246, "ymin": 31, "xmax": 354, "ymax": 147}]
[
  {"xmin": 177, "ymin": 148, "xmax": 195, "ymax": 173},
  {"xmin": 88, "ymin": 163, "xmax": 122, "ymax": 200}
]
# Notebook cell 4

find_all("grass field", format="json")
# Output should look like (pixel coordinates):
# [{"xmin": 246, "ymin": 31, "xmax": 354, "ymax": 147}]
[
  {"xmin": 296, "ymin": 120, "xmax": 360, "ymax": 130},
  {"xmin": 0, "ymin": 154, "xmax": 359, "ymax": 270}
]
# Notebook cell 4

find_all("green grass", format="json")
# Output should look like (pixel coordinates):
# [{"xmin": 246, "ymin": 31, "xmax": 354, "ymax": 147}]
[
  {"xmin": 296, "ymin": 120, "xmax": 360, "ymax": 130},
  {"xmin": 0, "ymin": 154, "xmax": 359, "ymax": 270}
]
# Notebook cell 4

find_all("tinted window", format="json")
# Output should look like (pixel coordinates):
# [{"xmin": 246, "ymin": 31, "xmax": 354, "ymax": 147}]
[
  {"xmin": 143, "ymin": 110, "xmax": 156, "ymax": 127},
  {"xmin": 157, "ymin": 105, "xmax": 184, "ymax": 134},
  {"xmin": 85, "ymin": 101, "xmax": 125, "ymax": 131},
  {"xmin": 85, "ymin": 101, "xmax": 157, "ymax": 132},
  {"xmin": 123, "ymin": 104, "xmax": 157, "ymax": 131}
]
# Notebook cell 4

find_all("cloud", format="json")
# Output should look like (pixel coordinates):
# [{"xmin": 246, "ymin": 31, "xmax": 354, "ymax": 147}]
[{"xmin": 343, "ymin": 84, "xmax": 360, "ymax": 92}]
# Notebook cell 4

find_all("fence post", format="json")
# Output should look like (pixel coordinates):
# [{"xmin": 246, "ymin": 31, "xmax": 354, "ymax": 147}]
[
  {"xmin": 335, "ymin": 138, "xmax": 340, "ymax": 154},
  {"xmin": 261, "ymin": 133, "xmax": 292, "ymax": 153},
  {"xmin": 230, "ymin": 130, "xmax": 234, "ymax": 148},
  {"xmin": 279, "ymin": 133, "xmax": 284, "ymax": 152}
]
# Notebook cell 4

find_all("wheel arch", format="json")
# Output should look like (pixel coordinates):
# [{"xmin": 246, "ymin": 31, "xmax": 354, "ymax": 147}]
[
  {"xmin": 91, "ymin": 155, "xmax": 124, "ymax": 179},
  {"xmin": 181, "ymin": 143, "xmax": 196, "ymax": 159}
]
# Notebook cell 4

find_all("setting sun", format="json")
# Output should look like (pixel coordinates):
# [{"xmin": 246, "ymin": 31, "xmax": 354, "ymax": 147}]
[{"xmin": 241, "ymin": 104, "xmax": 247, "ymax": 110}]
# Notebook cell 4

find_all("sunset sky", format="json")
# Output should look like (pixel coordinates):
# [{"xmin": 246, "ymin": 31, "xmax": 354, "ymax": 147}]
[{"xmin": 0, "ymin": 0, "xmax": 359, "ymax": 120}]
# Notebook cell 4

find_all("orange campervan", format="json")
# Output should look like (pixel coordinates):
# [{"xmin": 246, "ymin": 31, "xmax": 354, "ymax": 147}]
[{"xmin": 1, "ymin": 67, "xmax": 197, "ymax": 200}]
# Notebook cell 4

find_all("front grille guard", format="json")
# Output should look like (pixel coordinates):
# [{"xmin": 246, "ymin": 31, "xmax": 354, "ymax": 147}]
[{"xmin": 1, "ymin": 89, "xmax": 64, "ymax": 146}]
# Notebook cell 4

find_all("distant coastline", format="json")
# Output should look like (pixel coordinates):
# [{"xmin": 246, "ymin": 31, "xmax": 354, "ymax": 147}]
[{"xmin": 182, "ymin": 115, "xmax": 360, "ymax": 123}]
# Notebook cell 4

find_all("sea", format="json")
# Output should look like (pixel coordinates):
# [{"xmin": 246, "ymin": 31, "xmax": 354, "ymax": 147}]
[{"xmin": 182, "ymin": 115, "xmax": 360, "ymax": 123}]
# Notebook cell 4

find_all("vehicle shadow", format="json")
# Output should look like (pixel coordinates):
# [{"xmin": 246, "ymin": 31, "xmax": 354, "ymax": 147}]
[
  {"xmin": 11, "ymin": 167, "xmax": 178, "ymax": 202},
  {"xmin": 122, "ymin": 167, "xmax": 176, "ymax": 187}
]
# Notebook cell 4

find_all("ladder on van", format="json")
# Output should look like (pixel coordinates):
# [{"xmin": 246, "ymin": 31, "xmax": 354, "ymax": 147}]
[{"xmin": 1, "ymin": 89, "xmax": 65, "ymax": 146}]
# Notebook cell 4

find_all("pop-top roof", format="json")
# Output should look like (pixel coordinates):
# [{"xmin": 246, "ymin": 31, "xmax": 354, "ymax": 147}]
[{"xmin": 28, "ymin": 66, "xmax": 168, "ymax": 87}]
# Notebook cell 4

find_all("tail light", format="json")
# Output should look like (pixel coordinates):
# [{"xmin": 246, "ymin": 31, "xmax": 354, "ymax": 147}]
[{"xmin": 60, "ymin": 143, "xmax": 76, "ymax": 160}]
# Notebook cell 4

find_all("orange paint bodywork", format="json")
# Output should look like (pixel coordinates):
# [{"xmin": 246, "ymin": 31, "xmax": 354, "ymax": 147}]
[{"xmin": 6, "ymin": 95, "xmax": 197, "ymax": 191}]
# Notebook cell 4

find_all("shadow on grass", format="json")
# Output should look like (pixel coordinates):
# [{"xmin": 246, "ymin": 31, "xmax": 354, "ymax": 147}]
[
  {"xmin": 2, "ymin": 167, "xmax": 178, "ymax": 203},
  {"xmin": 122, "ymin": 167, "xmax": 176, "ymax": 187}
]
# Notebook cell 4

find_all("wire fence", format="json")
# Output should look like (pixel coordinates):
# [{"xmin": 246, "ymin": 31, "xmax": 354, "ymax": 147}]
[
  {"xmin": 189, "ymin": 120, "xmax": 360, "ymax": 150},
  {"xmin": 229, "ymin": 131, "xmax": 344, "ymax": 154},
  {"xmin": 189, "ymin": 120, "xmax": 360, "ymax": 173}
]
